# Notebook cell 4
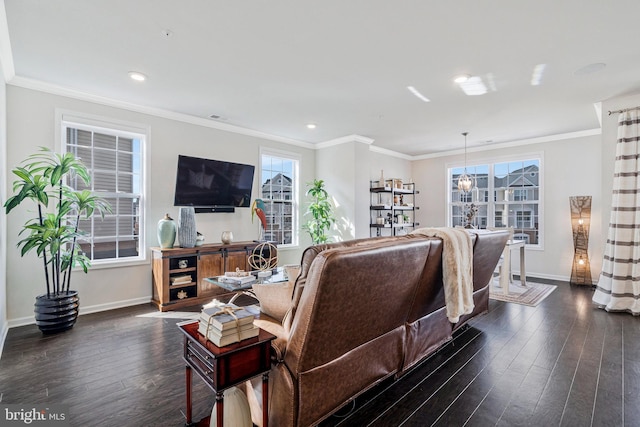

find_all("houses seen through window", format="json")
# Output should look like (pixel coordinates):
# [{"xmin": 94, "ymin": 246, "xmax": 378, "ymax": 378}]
[
  {"xmin": 63, "ymin": 119, "xmax": 146, "ymax": 264},
  {"xmin": 260, "ymin": 152, "xmax": 298, "ymax": 246},
  {"xmin": 449, "ymin": 158, "xmax": 541, "ymax": 246}
]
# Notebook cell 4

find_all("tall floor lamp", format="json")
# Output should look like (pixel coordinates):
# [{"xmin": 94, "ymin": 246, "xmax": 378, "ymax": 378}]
[{"xmin": 570, "ymin": 196, "xmax": 592, "ymax": 286}]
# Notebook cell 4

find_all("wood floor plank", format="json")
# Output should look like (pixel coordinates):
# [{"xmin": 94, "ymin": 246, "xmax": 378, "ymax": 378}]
[
  {"xmin": 422, "ymin": 328, "xmax": 523, "ymax": 426},
  {"xmin": 367, "ymin": 330, "xmax": 498, "ymax": 426},
  {"xmin": 322, "ymin": 327, "xmax": 484, "ymax": 426},
  {"xmin": 622, "ymin": 312, "xmax": 640, "ymax": 426},
  {"xmin": 1, "ymin": 282, "xmax": 638, "ymax": 427},
  {"xmin": 591, "ymin": 313, "xmax": 624, "ymax": 427},
  {"xmin": 462, "ymin": 308, "xmax": 562, "ymax": 426},
  {"xmin": 559, "ymin": 309, "xmax": 607, "ymax": 426}
]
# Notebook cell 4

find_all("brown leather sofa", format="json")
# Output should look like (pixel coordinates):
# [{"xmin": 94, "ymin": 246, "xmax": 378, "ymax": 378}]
[{"xmin": 249, "ymin": 229, "xmax": 509, "ymax": 427}]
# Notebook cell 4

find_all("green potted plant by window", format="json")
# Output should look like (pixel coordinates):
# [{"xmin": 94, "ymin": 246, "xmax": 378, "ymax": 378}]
[
  {"xmin": 4, "ymin": 147, "xmax": 111, "ymax": 334},
  {"xmin": 302, "ymin": 179, "xmax": 335, "ymax": 244}
]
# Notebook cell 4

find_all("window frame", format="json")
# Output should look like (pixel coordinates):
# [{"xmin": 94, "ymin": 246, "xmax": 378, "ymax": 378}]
[
  {"xmin": 447, "ymin": 153, "xmax": 544, "ymax": 249},
  {"xmin": 259, "ymin": 147, "xmax": 300, "ymax": 248},
  {"xmin": 56, "ymin": 110, "xmax": 149, "ymax": 267}
]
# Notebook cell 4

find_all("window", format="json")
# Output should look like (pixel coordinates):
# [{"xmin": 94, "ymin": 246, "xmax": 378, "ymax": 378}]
[
  {"xmin": 61, "ymin": 115, "xmax": 146, "ymax": 264},
  {"xmin": 449, "ymin": 158, "xmax": 542, "ymax": 246},
  {"xmin": 260, "ymin": 150, "xmax": 299, "ymax": 246},
  {"xmin": 513, "ymin": 189, "xmax": 527, "ymax": 201},
  {"xmin": 516, "ymin": 210, "xmax": 533, "ymax": 228}
]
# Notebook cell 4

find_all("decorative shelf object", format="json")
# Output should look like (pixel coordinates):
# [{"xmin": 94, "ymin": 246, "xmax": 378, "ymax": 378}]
[{"xmin": 369, "ymin": 179, "xmax": 419, "ymax": 237}]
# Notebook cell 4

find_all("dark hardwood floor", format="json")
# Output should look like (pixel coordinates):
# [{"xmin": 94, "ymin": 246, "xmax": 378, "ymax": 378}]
[{"xmin": 1, "ymin": 282, "xmax": 638, "ymax": 427}]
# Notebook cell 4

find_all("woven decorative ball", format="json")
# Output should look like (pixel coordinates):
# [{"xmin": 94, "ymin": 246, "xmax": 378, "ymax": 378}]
[{"xmin": 248, "ymin": 242, "xmax": 278, "ymax": 271}]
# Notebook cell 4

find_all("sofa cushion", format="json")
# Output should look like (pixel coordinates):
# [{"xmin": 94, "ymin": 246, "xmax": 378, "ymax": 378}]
[{"xmin": 252, "ymin": 280, "xmax": 295, "ymax": 323}]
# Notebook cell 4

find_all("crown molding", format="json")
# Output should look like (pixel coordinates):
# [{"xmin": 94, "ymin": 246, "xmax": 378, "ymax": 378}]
[
  {"xmin": 593, "ymin": 102, "xmax": 603, "ymax": 127},
  {"xmin": 0, "ymin": 1, "xmax": 15, "ymax": 81},
  {"xmin": 8, "ymin": 76, "xmax": 315, "ymax": 149},
  {"xmin": 315, "ymin": 134, "xmax": 374, "ymax": 149},
  {"xmin": 412, "ymin": 128, "xmax": 602, "ymax": 160},
  {"xmin": 315, "ymin": 134, "xmax": 411, "ymax": 160},
  {"xmin": 369, "ymin": 144, "xmax": 413, "ymax": 160}
]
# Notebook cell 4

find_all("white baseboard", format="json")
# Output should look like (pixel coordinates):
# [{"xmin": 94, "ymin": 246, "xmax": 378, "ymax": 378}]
[
  {"xmin": 510, "ymin": 270, "xmax": 573, "ymax": 283},
  {"xmin": 0, "ymin": 321, "xmax": 8, "ymax": 360},
  {"xmin": 6, "ymin": 296, "xmax": 152, "ymax": 329},
  {"xmin": 78, "ymin": 297, "xmax": 152, "ymax": 315},
  {"xmin": 514, "ymin": 271, "xmax": 599, "ymax": 284}
]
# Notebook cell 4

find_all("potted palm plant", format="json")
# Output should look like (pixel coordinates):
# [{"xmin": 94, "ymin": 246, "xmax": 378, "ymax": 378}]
[
  {"xmin": 4, "ymin": 147, "xmax": 111, "ymax": 334},
  {"xmin": 302, "ymin": 179, "xmax": 335, "ymax": 244}
]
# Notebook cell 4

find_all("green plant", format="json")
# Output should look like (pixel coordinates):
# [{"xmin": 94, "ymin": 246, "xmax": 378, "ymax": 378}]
[
  {"xmin": 302, "ymin": 179, "xmax": 335, "ymax": 244},
  {"xmin": 4, "ymin": 147, "xmax": 111, "ymax": 297}
]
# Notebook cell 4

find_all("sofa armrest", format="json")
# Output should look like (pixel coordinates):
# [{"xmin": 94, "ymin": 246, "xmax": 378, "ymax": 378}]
[{"xmin": 254, "ymin": 314, "xmax": 289, "ymax": 362}]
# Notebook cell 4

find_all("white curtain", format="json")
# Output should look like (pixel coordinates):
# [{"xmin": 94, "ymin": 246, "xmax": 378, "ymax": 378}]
[{"xmin": 593, "ymin": 109, "xmax": 640, "ymax": 315}]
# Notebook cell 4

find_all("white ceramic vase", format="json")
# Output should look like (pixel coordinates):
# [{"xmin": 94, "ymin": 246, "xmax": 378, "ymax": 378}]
[{"xmin": 209, "ymin": 386, "xmax": 252, "ymax": 427}]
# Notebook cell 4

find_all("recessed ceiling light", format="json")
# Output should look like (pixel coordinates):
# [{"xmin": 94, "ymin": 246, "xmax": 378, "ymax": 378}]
[
  {"xmin": 407, "ymin": 86, "xmax": 431, "ymax": 103},
  {"xmin": 458, "ymin": 76, "xmax": 488, "ymax": 96},
  {"xmin": 530, "ymin": 64, "xmax": 547, "ymax": 86},
  {"xmin": 307, "ymin": 123, "xmax": 317, "ymax": 129},
  {"xmin": 128, "ymin": 71, "xmax": 147, "ymax": 82},
  {"xmin": 454, "ymin": 74, "xmax": 470, "ymax": 84}
]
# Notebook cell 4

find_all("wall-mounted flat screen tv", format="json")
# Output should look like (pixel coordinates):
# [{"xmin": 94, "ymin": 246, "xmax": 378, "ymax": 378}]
[{"xmin": 173, "ymin": 155, "xmax": 255, "ymax": 208}]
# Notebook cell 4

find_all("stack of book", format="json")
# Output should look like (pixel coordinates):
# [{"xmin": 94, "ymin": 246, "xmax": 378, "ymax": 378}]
[
  {"xmin": 198, "ymin": 303, "xmax": 259, "ymax": 347},
  {"xmin": 217, "ymin": 274, "xmax": 256, "ymax": 287},
  {"xmin": 170, "ymin": 274, "xmax": 192, "ymax": 285}
]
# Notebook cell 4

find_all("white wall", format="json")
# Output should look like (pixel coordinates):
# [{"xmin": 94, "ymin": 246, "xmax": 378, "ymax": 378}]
[
  {"xmin": 412, "ymin": 133, "xmax": 603, "ymax": 282},
  {"xmin": 369, "ymin": 151, "xmax": 413, "ymax": 187},
  {"xmin": 315, "ymin": 142, "xmax": 360, "ymax": 242},
  {"xmin": 315, "ymin": 142, "xmax": 412, "ymax": 241},
  {"xmin": 5, "ymin": 85, "xmax": 314, "ymax": 324},
  {"xmin": 0, "ymin": 54, "xmax": 8, "ymax": 352}
]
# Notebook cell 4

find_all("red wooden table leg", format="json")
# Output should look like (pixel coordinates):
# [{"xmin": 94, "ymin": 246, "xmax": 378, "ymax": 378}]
[
  {"xmin": 186, "ymin": 365, "xmax": 193, "ymax": 425},
  {"xmin": 262, "ymin": 373, "xmax": 269, "ymax": 427},
  {"xmin": 216, "ymin": 391, "xmax": 224, "ymax": 427}
]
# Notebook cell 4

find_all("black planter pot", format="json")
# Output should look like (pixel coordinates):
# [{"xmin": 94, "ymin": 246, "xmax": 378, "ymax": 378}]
[{"xmin": 34, "ymin": 291, "xmax": 79, "ymax": 334}]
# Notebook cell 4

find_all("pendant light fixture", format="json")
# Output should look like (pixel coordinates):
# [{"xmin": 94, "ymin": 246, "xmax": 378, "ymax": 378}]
[{"xmin": 457, "ymin": 132, "xmax": 475, "ymax": 193}]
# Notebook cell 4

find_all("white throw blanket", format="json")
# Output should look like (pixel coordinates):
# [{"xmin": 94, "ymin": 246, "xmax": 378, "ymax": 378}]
[{"xmin": 411, "ymin": 227, "xmax": 474, "ymax": 323}]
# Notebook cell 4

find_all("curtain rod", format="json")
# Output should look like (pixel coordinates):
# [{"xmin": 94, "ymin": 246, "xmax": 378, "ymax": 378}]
[{"xmin": 608, "ymin": 106, "xmax": 640, "ymax": 115}]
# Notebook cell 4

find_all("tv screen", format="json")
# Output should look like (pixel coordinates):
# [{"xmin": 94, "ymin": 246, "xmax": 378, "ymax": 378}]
[{"xmin": 173, "ymin": 155, "xmax": 255, "ymax": 208}]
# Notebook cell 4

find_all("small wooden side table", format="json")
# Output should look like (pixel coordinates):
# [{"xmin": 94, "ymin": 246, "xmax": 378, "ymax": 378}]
[{"xmin": 178, "ymin": 321, "xmax": 275, "ymax": 427}]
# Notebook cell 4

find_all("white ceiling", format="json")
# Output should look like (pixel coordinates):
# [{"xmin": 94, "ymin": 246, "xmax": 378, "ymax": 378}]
[{"xmin": 4, "ymin": 0, "xmax": 640, "ymax": 156}]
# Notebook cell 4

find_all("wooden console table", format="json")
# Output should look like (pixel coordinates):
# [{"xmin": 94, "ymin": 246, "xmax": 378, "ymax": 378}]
[
  {"xmin": 179, "ymin": 321, "xmax": 275, "ymax": 427},
  {"xmin": 152, "ymin": 242, "xmax": 277, "ymax": 311}
]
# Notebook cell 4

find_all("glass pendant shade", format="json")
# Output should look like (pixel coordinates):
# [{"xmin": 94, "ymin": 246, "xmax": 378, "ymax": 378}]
[
  {"xmin": 458, "ymin": 173, "xmax": 473, "ymax": 192},
  {"xmin": 458, "ymin": 132, "xmax": 475, "ymax": 193}
]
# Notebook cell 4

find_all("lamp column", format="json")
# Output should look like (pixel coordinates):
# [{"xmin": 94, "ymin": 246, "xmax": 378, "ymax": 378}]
[{"xmin": 570, "ymin": 196, "xmax": 592, "ymax": 286}]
